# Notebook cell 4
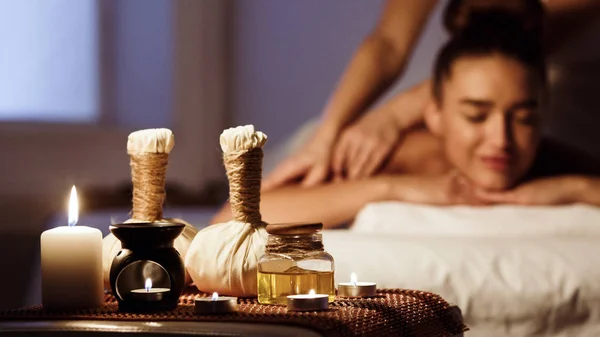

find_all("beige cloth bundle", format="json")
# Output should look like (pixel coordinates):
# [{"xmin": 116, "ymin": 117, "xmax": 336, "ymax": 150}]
[
  {"xmin": 101, "ymin": 129, "xmax": 198, "ymax": 289},
  {"xmin": 185, "ymin": 125, "xmax": 268, "ymax": 297}
]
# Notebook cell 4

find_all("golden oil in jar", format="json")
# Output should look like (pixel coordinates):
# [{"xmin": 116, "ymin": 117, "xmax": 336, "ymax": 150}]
[
  {"xmin": 258, "ymin": 268, "xmax": 335, "ymax": 305},
  {"xmin": 257, "ymin": 223, "xmax": 335, "ymax": 305}
]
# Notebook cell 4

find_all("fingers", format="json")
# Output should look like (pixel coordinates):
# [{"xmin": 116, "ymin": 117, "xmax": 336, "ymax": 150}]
[
  {"xmin": 360, "ymin": 149, "xmax": 386, "ymax": 178},
  {"xmin": 302, "ymin": 164, "xmax": 328, "ymax": 187},
  {"xmin": 262, "ymin": 158, "xmax": 309, "ymax": 191},
  {"xmin": 331, "ymin": 135, "xmax": 349, "ymax": 179},
  {"xmin": 351, "ymin": 144, "xmax": 390, "ymax": 179},
  {"xmin": 347, "ymin": 142, "xmax": 373, "ymax": 179},
  {"xmin": 335, "ymin": 132, "xmax": 381, "ymax": 180}
]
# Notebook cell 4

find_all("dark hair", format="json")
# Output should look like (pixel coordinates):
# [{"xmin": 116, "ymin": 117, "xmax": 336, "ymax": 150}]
[
  {"xmin": 432, "ymin": 7, "xmax": 547, "ymax": 102},
  {"xmin": 443, "ymin": 0, "xmax": 545, "ymax": 36}
]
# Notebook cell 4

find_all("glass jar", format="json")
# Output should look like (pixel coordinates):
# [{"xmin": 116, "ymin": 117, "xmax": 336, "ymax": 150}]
[{"xmin": 257, "ymin": 223, "xmax": 335, "ymax": 305}]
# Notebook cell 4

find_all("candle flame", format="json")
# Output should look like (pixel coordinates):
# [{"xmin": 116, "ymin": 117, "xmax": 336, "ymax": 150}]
[
  {"xmin": 351, "ymin": 272, "xmax": 358, "ymax": 286},
  {"xmin": 145, "ymin": 278, "xmax": 152, "ymax": 292},
  {"xmin": 309, "ymin": 289, "xmax": 315, "ymax": 296},
  {"xmin": 212, "ymin": 292, "xmax": 219, "ymax": 301},
  {"xmin": 68, "ymin": 186, "xmax": 79, "ymax": 227}
]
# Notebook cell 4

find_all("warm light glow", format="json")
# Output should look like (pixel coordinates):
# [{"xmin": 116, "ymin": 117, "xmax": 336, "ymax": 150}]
[
  {"xmin": 145, "ymin": 278, "xmax": 152, "ymax": 292},
  {"xmin": 68, "ymin": 185, "xmax": 79, "ymax": 227},
  {"xmin": 309, "ymin": 289, "xmax": 315, "ymax": 296},
  {"xmin": 351, "ymin": 272, "xmax": 358, "ymax": 285},
  {"xmin": 212, "ymin": 292, "xmax": 219, "ymax": 301}
]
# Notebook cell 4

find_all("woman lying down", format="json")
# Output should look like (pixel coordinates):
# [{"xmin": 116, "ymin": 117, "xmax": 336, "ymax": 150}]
[{"xmin": 213, "ymin": 9, "xmax": 600, "ymax": 229}]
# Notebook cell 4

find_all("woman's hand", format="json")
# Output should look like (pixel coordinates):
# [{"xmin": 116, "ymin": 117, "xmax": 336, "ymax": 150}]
[
  {"xmin": 262, "ymin": 128, "xmax": 337, "ymax": 190},
  {"xmin": 331, "ymin": 81, "xmax": 430, "ymax": 180},
  {"xmin": 332, "ymin": 106, "xmax": 403, "ymax": 180},
  {"xmin": 475, "ymin": 176, "xmax": 587, "ymax": 205}
]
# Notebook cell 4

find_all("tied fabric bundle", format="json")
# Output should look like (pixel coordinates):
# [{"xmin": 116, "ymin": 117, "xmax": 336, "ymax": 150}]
[
  {"xmin": 101, "ymin": 128, "xmax": 198, "ymax": 289},
  {"xmin": 186, "ymin": 125, "xmax": 268, "ymax": 296}
]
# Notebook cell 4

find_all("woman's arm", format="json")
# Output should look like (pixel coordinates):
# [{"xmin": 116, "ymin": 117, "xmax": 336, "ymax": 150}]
[
  {"xmin": 573, "ymin": 177, "xmax": 600, "ymax": 206},
  {"xmin": 262, "ymin": 0, "xmax": 438, "ymax": 189},
  {"xmin": 214, "ymin": 171, "xmax": 481, "ymax": 229},
  {"xmin": 320, "ymin": 0, "xmax": 438, "ymax": 134},
  {"xmin": 212, "ymin": 177, "xmax": 391, "ymax": 229},
  {"xmin": 475, "ymin": 175, "xmax": 600, "ymax": 206}
]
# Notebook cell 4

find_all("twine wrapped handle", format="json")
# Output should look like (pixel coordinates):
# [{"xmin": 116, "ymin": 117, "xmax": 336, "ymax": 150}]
[
  {"xmin": 127, "ymin": 128, "xmax": 175, "ymax": 222},
  {"xmin": 220, "ymin": 125, "xmax": 268, "ymax": 226},
  {"xmin": 224, "ymin": 148, "xmax": 263, "ymax": 224}
]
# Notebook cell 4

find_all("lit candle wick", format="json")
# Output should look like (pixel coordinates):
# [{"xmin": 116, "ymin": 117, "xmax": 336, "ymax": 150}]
[
  {"xmin": 351, "ymin": 272, "xmax": 358, "ymax": 286},
  {"xmin": 68, "ymin": 185, "xmax": 79, "ymax": 227},
  {"xmin": 309, "ymin": 289, "xmax": 315, "ymax": 296},
  {"xmin": 145, "ymin": 278, "xmax": 152, "ymax": 292},
  {"xmin": 212, "ymin": 292, "xmax": 219, "ymax": 301}
]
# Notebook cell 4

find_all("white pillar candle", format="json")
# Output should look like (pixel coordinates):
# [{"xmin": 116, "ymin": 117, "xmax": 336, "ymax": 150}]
[{"xmin": 41, "ymin": 186, "xmax": 103, "ymax": 309}]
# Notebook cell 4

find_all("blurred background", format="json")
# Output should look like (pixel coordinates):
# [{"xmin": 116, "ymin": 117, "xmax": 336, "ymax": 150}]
[
  {"xmin": 1, "ymin": 0, "xmax": 597, "ymax": 310},
  {"xmin": 0, "ymin": 0, "xmax": 447, "ymax": 310}
]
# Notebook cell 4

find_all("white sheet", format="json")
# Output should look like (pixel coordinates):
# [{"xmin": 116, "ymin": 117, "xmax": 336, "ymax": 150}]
[
  {"xmin": 339, "ymin": 202, "xmax": 600, "ymax": 336},
  {"xmin": 323, "ymin": 230, "xmax": 600, "ymax": 336},
  {"xmin": 352, "ymin": 202, "xmax": 600, "ymax": 237}
]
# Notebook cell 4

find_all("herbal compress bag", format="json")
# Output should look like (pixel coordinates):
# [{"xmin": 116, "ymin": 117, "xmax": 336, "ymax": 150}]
[{"xmin": 186, "ymin": 125, "xmax": 268, "ymax": 296}]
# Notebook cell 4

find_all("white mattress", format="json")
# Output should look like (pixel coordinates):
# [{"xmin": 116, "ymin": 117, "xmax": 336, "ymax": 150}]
[{"xmin": 328, "ymin": 202, "xmax": 600, "ymax": 336}]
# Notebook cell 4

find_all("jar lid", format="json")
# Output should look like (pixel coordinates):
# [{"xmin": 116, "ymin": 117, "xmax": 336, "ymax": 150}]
[{"xmin": 265, "ymin": 222, "xmax": 323, "ymax": 235}]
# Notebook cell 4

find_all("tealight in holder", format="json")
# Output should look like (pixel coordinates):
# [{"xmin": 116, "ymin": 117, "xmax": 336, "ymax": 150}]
[{"xmin": 109, "ymin": 222, "xmax": 185, "ymax": 312}]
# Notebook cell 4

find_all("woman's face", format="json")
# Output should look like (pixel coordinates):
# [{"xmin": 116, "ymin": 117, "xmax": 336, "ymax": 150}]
[{"xmin": 433, "ymin": 55, "xmax": 543, "ymax": 190}]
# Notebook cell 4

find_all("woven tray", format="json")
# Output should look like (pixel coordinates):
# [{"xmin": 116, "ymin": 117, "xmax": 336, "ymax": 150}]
[{"xmin": 0, "ymin": 288, "xmax": 467, "ymax": 337}]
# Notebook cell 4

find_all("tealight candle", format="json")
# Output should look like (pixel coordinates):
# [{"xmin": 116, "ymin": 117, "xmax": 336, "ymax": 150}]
[
  {"xmin": 130, "ymin": 278, "xmax": 170, "ymax": 302},
  {"xmin": 337, "ymin": 272, "xmax": 377, "ymax": 298},
  {"xmin": 41, "ymin": 186, "xmax": 103, "ymax": 309},
  {"xmin": 287, "ymin": 289, "xmax": 329, "ymax": 312},
  {"xmin": 195, "ymin": 292, "xmax": 238, "ymax": 314}
]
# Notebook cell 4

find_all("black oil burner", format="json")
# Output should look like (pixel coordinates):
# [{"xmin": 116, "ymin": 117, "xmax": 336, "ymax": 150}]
[{"xmin": 109, "ymin": 221, "xmax": 185, "ymax": 312}]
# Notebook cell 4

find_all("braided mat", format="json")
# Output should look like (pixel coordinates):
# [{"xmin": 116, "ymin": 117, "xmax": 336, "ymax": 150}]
[{"xmin": 0, "ymin": 288, "xmax": 466, "ymax": 337}]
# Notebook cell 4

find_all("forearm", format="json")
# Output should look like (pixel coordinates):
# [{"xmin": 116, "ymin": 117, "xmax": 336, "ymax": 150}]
[
  {"xmin": 320, "ymin": 36, "xmax": 408, "ymax": 133},
  {"xmin": 211, "ymin": 178, "xmax": 390, "ymax": 229},
  {"xmin": 320, "ymin": 0, "xmax": 438, "ymax": 134},
  {"xmin": 572, "ymin": 176, "xmax": 600, "ymax": 206}
]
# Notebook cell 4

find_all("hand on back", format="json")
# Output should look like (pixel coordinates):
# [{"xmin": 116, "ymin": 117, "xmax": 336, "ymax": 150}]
[
  {"xmin": 332, "ymin": 106, "xmax": 403, "ymax": 180},
  {"xmin": 262, "ymin": 129, "xmax": 336, "ymax": 190}
]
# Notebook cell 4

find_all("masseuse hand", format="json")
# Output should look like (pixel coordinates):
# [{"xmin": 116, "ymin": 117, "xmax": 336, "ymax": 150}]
[
  {"xmin": 332, "ymin": 106, "xmax": 402, "ymax": 180},
  {"xmin": 262, "ymin": 129, "xmax": 337, "ymax": 190},
  {"xmin": 475, "ymin": 176, "xmax": 584, "ymax": 205},
  {"xmin": 332, "ymin": 81, "xmax": 430, "ymax": 180}
]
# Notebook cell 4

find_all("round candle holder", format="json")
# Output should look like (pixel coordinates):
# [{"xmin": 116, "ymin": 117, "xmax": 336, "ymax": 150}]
[
  {"xmin": 195, "ymin": 294, "xmax": 238, "ymax": 315},
  {"xmin": 287, "ymin": 292, "xmax": 329, "ymax": 312},
  {"xmin": 337, "ymin": 282, "xmax": 377, "ymax": 298},
  {"xmin": 109, "ymin": 222, "xmax": 186, "ymax": 312}
]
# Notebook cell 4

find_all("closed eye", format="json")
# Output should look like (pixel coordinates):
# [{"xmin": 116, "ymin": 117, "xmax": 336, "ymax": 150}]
[
  {"xmin": 464, "ymin": 112, "xmax": 487, "ymax": 123},
  {"xmin": 513, "ymin": 110, "xmax": 538, "ymax": 125}
]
